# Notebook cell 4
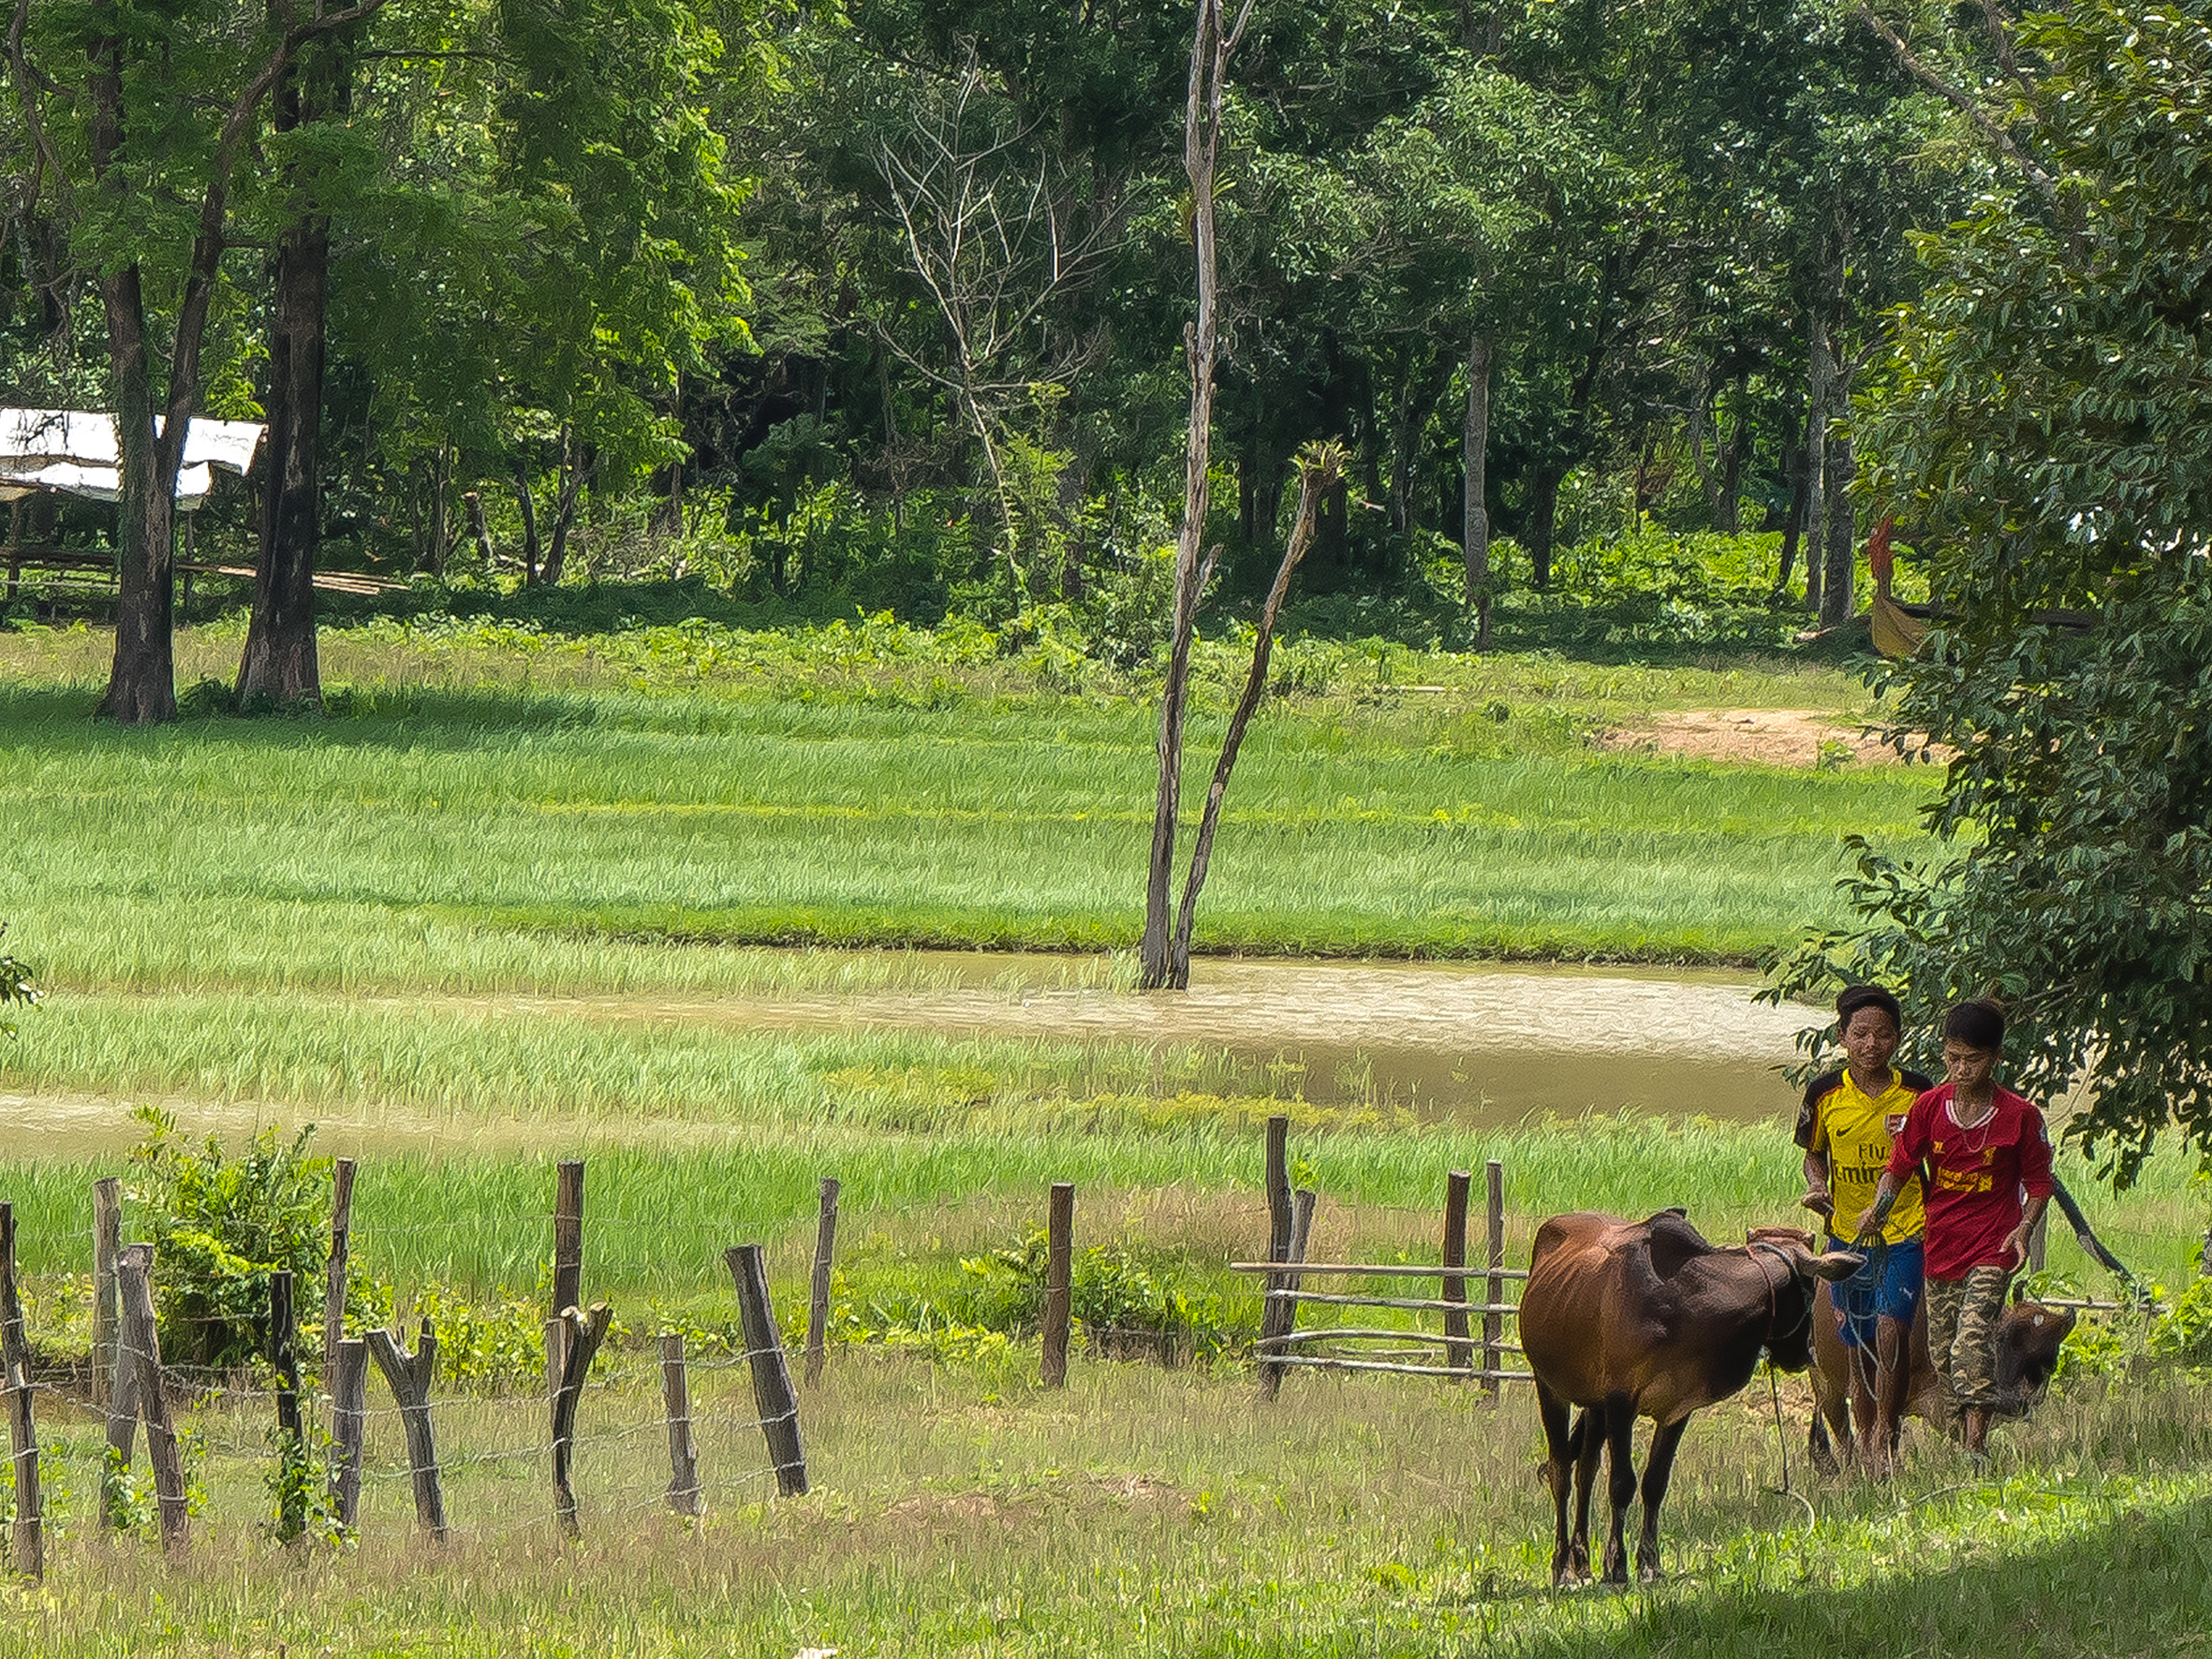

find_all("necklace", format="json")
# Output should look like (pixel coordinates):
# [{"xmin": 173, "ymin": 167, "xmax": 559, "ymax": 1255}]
[{"xmin": 1947, "ymin": 1091, "xmax": 1998, "ymax": 1155}]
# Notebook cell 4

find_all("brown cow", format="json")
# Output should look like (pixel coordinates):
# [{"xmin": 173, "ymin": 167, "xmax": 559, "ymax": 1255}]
[
  {"xmin": 1806, "ymin": 1282, "xmax": 2077, "ymax": 1473},
  {"xmin": 1520, "ymin": 1210, "xmax": 1861, "ymax": 1587}
]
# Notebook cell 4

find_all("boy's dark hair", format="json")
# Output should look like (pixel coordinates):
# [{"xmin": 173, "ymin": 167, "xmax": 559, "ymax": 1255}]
[
  {"xmin": 1836, "ymin": 984, "xmax": 1902, "ymax": 1032},
  {"xmin": 1943, "ymin": 998, "xmax": 2006, "ymax": 1052}
]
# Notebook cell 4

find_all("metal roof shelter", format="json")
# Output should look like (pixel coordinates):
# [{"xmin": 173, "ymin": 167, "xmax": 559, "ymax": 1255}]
[{"xmin": 0, "ymin": 406, "xmax": 263, "ymax": 509}]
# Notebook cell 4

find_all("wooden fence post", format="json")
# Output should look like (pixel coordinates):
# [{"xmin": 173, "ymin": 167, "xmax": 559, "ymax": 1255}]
[
  {"xmin": 1264, "ymin": 1114, "xmax": 1292, "ymax": 1265},
  {"xmin": 548, "ymin": 1160, "xmax": 584, "ymax": 1416},
  {"xmin": 93, "ymin": 1177, "xmax": 121, "ymax": 1408},
  {"xmin": 324, "ymin": 1158, "xmax": 355, "ymax": 1371},
  {"xmin": 550, "ymin": 1301, "xmax": 612, "ymax": 1538},
  {"xmin": 270, "ymin": 1270, "xmax": 304, "ymax": 1543},
  {"xmin": 804, "ymin": 1177, "xmax": 840, "ymax": 1388},
  {"xmin": 1482, "ymin": 1160, "xmax": 1505, "ymax": 1401},
  {"xmin": 330, "ymin": 1337, "xmax": 368, "ymax": 1532},
  {"xmin": 101, "ymin": 1285, "xmax": 142, "ymax": 1531},
  {"xmin": 1440, "ymin": 1170, "xmax": 1472, "ymax": 1372},
  {"xmin": 365, "ymin": 1320, "xmax": 448, "ymax": 1541},
  {"xmin": 724, "ymin": 1245, "xmax": 807, "ymax": 1497},
  {"xmin": 1, "ymin": 1203, "xmax": 42, "ymax": 1579},
  {"xmin": 661, "ymin": 1332, "xmax": 700, "ymax": 1518},
  {"xmin": 1259, "ymin": 1189, "xmax": 1317, "ymax": 1401},
  {"xmin": 115, "ymin": 1244, "xmax": 188, "ymax": 1560},
  {"xmin": 1041, "ymin": 1182, "xmax": 1075, "ymax": 1388}
]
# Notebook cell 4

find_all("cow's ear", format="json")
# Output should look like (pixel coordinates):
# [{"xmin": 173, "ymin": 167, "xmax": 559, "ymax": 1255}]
[
  {"xmin": 2012, "ymin": 1283, "xmax": 2028, "ymax": 1304},
  {"xmin": 1808, "ymin": 1250, "xmax": 1865, "ymax": 1282}
]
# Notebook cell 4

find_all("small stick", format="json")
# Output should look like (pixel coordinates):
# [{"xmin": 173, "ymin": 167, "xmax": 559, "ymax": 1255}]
[
  {"xmin": 551, "ymin": 1302, "xmax": 613, "ymax": 1538},
  {"xmin": 270, "ymin": 1270, "xmax": 304, "ymax": 1543},
  {"xmin": 725, "ymin": 1245, "xmax": 807, "ymax": 1496},
  {"xmin": 1483, "ymin": 1160, "xmax": 1505, "ymax": 1403},
  {"xmin": 365, "ymin": 1320, "xmax": 448, "ymax": 1541},
  {"xmin": 116, "ymin": 1245, "xmax": 188, "ymax": 1560},
  {"xmin": 660, "ymin": 1331, "xmax": 700, "ymax": 1518},
  {"xmin": 1440, "ymin": 1170, "xmax": 1472, "ymax": 1371},
  {"xmin": 804, "ymin": 1177, "xmax": 840, "ymax": 1388},
  {"xmin": 324, "ymin": 1158, "xmax": 355, "ymax": 1372},
  {"xmin": 2, "ymin": 1204, "xmax": 42, "ymax": 1579},
  {"xmin": 329, "ymin": 1337, "xmax": 368, "ymax": 1532},
  {"xmin": 1263, "ymin": 1115, "xmax": 1292, "ymax": 1264},
  {"xmin": 1041, "ymin": 1182, "xmax": 1075, "ymax": 1388},
  {"xmin": 93, "ymin": 1178, "xmax": 121, "ymax": 1408}
]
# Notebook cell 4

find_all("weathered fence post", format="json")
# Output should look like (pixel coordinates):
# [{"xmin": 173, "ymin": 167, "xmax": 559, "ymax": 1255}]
[
  {"xmin": 1041, "ymin": 1182, "xmax": 1075, "ymax": 1388},
  {"xmin": 1482, "ymin": 1159, "xmax": 1505, "ymax": 1400},
  {"xmin": 1264, "ymin": 1114, "xmax": 1292, "ymax": 1265},
  {"xmin": 661, "ymin": 1331, "xmax": 701, "ymax": 1518},
  {"xmin": 1440, "ymin": 1170, "xmax": 1472, "ymax": 1373},
  {"xmin": 724, "ymin": 1245, "xmax": 807, "ymax": 1497},
  {"xmin": 116, "ymin": 1244, "xmax": 188, "ymax": 1560},
  {"xmin": 366, "ymin": 1320, "xmax": 448, "ymax": 1541},
  {"xmin": 548, "ymin": 1160, "xmax": 585, "ymax": 1411},
  {"xmin": 329, "ymin": 1337, "xmax": 368, "ymax": 1532},
  {"xmin": 1, "ymin": 1203, "xmax": 43, "ymax": 1579},
  {"xmin": 270, "ymin": 1270, "xmax": 304, "ymax": 1542},
  {"xmin": 550, "ymin": 1301, "xmax": 612, "ymax": 1538},
  {"xmin": 101, "ymin": 1279, "xmax": 142, "ymax": 1531},
  {"xmin": 93, "ymin": 1177, "xmax": 121, "ymax": 1408},
  {"xmin": 1259, "ymin": 1189, "xmax": 1317, "ymax": 1401},
  {"xmin": 804, "ymin": 1177, "xmax": 840, "ymax": 1388},
  {"xmin": 324, "ymin": 1158, "xmax": 355, "ymax": 1371}
]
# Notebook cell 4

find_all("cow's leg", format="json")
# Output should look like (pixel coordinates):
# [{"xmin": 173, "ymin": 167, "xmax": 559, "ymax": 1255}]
[
  {"xmin": 1634, "ymin": 1416, "xmax": 1689, "ymax": 1583},
  {"xmin": 1570, "ymin": 1403, "xmax": 1605, "ymax": 1582},
  {"xmin": 1536, "ymin": 1383, "xmax": 1577, "ymax": 1589},
  {"xmin": 1599, "ymin": 1394, "xmax": 1638, "ymax": 1586}
]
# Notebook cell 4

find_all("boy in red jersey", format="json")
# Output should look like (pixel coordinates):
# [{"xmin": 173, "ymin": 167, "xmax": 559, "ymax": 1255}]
[{"xmin": 1858, "ymin": 999, "xmax": 2053, "ymax": 1456}]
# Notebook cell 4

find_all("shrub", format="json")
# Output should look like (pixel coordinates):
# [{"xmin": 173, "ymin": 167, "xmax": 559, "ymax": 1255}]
[{"xmin": 125, "ymin": 1107, "xmax": 332, "ymax": 1372}]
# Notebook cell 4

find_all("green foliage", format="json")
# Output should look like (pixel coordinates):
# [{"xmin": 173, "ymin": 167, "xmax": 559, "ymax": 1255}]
[
  {"xmin": 948, "ymin": 1230, "xmax": 1234, "ymax": 1364},
  {"xmin": 1776, "ymin": 0, "xmax": 2212, "ymax": 1182},
  {"xmin": 125, "ymin": 1107, "xmax": 332, "ymax": 1372},
  {"xmin": 0, "ymin": 924, "xmax": 36, "ymax": 1037}
]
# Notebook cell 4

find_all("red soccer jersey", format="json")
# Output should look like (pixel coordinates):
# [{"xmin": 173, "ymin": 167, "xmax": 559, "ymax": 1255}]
[{"xmin": 1884, "ymin": 1083, "xmax": 2056, "ymax": 1281}]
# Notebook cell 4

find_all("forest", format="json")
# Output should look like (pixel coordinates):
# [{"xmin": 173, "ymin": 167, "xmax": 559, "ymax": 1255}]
[{"xmin": 1, "ymin": 0, "xmax": 1973, "ymax": 707}]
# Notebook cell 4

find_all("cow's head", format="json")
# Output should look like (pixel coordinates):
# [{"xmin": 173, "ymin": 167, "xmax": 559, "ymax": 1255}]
[
  {"xmin": 1746, "ymin": 1227, "xmax": 1863, "ymax": 1372},
  {"xmin": 1992, "ymin": 1291, "xmax": 2078, "ymax": 1416}
]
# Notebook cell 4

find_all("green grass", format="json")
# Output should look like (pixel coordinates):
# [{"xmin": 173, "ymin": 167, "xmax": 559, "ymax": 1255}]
[{"xmin": 0, "ymin": 619, "xmax": 1931, "ymax": 1002}]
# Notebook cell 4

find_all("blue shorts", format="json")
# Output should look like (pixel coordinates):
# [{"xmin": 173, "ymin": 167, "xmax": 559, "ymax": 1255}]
[{"xmin": 1827, "ymin": 1235, "xmax": 1924, "ymax": 1351}]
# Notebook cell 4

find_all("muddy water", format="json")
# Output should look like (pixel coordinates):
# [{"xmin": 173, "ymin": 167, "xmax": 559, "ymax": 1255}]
[{"xmin": 437, "ymin": 954, "xmax": 1821, "ymax": 1126}]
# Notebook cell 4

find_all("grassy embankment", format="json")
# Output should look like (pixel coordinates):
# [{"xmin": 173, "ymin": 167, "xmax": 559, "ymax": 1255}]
[{"xmin": 4, "ymin": 615, "xmax": 2205, "ymax": 1654}]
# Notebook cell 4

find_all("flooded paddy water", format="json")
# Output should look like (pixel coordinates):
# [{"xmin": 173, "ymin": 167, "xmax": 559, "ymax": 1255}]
[{"xmin": 401, "ymin": 951, "xmax": 1822, "ymax": 1127}]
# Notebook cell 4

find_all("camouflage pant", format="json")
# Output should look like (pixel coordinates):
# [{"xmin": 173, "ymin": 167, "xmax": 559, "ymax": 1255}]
[{"xmin": 1925, "ymin": 1266, "xmax": 2012, "ymax": 1412}]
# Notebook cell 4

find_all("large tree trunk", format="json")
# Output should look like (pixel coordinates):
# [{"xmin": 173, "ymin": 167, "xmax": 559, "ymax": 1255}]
[
  {"xmin": 1526, "ymin": 465, "xmax": 1562, "ymax": 592},
  {"xmin": 238, "ymin": 35, "xmax": 354, "ymax": 704},
  {"xmin": 236, "ymin": 216, "xmax": 329, "ymax": 703},
  {"xmin": 1803, "ymin": 316, "xmax": 1834, "ymax": 617},
  {"xmin": 1462, "ymin": 331, "xmax": 1493, "ymax": 651},
  {"xmin": 1142, "ymin": 0, "xmax": 1249, "ymax": 991},
  {"xmin": 537, "ymin": 433, "xmax": 591, "ymax": 587},
  {"xmin": 1774, "ymin": 403, "xmax": 1808, "ymax": 597},
  {"xmin": 97, "ymin": 266, "xmax": 178, "ymax": 724},
  {"xmin": 1718, "ymin": 387, "xmax": 1747, "ymax": 535},
  {"xmin": 1819, "ymin": 432, "xmax": 1856, "ymax": 628}
]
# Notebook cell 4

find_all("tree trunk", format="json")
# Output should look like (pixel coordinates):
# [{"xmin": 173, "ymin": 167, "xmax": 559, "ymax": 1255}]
[
  {"xmin": 97, "ymin": 266, "xmax": 178, "ymax": 724},
  {"xmin": 237, "ymin": 34, "xmax": 351, "ymax": 706},
  {"xmin": 465, "ymin": 490, "xmax": 494, "ymax": 567},
  {"xmin": 537, "ymin": 433, "xmax": 590, "ymax": 588},
  {"xmin": 1462, "ymin": 332, "xmax": 1493, "ymax": 651},
  {"xmin": 1142, "ymin": 0, "xmax": 1247, "ymax": 992},
  {"xmin": 237, "ymin": 220, "xmax": 328, "ymax": 703},
  {"xmin": 1526, "ymin": 465, "xmax": 1562, "ymax": 592},
  {"xmin": 513, "ymin": 469, "xmax": 541, "ymax": 584},
  {"xmin": 1803, "ymin": 316, "xmax": 1834, "ymax": 617},
  {"xmin": 1718, "ymin": 385, "xmax": 1747, "ymax": 535},
  {"xmin": 1819, "ymin": 431, "xmax": 1856, "ymax": 628}
]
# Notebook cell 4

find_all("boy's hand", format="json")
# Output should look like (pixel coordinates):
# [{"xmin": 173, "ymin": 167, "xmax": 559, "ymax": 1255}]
[
  {"xmin": 2001, "ymin": 1225, "xmax": 2034, "ymax": 1271},
  {"xmin": 1800, "ymin": 1188, "xmax": 1835, "ymax": 1220}
]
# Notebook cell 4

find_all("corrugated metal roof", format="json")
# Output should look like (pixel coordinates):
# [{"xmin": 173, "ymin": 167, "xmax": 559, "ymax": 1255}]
[{"xmin": 0, "ymin": 407, "xmax": 264, "ymax": 509}]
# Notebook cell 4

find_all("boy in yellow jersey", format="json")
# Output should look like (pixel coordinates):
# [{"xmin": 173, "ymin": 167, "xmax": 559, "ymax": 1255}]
[{"xmin": 1792, "ymin": 984, "xmax": 1930, "ymax": 1472}]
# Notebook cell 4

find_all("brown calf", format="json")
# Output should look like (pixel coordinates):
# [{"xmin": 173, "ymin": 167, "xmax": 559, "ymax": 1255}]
[{"xmin": 1520, "ymin": 1211, "xmax": 1861, "ymax": 1587}]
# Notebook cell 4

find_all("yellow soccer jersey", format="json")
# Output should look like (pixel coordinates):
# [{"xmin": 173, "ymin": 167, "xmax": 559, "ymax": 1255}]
[{"xmin": 1793, "ymin": 1067, "xmax": 1931, "ymax": 1245}]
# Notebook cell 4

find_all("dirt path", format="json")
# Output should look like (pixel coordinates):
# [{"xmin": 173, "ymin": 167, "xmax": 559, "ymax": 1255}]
[{"xmin": 1594, "ymin": 707, "xmax": 1916, "ymax": 767}]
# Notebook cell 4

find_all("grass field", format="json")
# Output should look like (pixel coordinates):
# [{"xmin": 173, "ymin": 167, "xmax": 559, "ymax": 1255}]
[{"xmin": 4, "ymin": 614, "xmax": 2206, "ymax": 1656}]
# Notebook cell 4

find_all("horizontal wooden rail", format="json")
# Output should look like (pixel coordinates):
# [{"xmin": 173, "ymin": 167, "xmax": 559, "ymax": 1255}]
[
  {"xmin": 1265, "ymin": 1328, "xmax": 1526, "ymax": 1355},
  {"xmin": 1266, "ymin": 1288, "xmax": 1521, "ymax": 1315},
  {"xmin": 1231, "ymin": 1261, "xmax": 1529, "ymax": 1282},
  {"xmin": 1272, "ymin": 1355, "xmax": 1535, "ymax": 1382}
]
